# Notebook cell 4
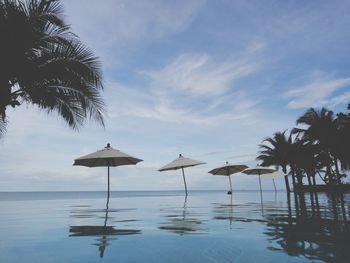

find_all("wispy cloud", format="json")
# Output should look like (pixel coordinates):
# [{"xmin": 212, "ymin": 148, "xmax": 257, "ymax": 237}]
[
  {"xmin": 107, "ymin": 45, "xmax": 264, "ymax": 126},
  {"xmin": 107, "ymin": 82, "xmax": 258, "ymax": 126},
  {"xmin": 65, "ymin": 0, "xmax": 203, "ymax": 40},
  {"xmin": 126, "ymin": 98, "xmax": 256, "ymax": 125},
  {"xmin": 142, "ymin": 45, "xmax": 264, "ymax": 97},
  {"xmin": 285, "ymin": 74, "xmax": 350, "ymax": 109},
  {"xmin": 62, "ymin": 0, "xmax": 204, "ymax": 66}
]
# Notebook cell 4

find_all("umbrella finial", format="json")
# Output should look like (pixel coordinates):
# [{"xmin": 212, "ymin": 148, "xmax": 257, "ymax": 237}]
[{"xmin": 106, "ymin": 143, "xmax": 111, "ymax": 148}]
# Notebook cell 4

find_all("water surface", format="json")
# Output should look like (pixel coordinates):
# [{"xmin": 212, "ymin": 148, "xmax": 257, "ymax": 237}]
[{"xmin": 0, "ymin": 191, "xmax": 349, "ymax": 262}]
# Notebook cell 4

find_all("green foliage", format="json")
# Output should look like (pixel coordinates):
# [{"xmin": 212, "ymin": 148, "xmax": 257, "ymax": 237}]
[
  {"xmin": 258, "ymin": 105, "xmax": 350, "ymax": 187},
  {"xmin": 0, "ymin": 0, "xmax": 105, "ymax": 138}
]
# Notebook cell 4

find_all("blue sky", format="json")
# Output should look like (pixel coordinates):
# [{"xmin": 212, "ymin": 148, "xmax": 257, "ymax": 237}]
[{"xmin": 1, "ymin": 0, "xmax": 350, "ymax": 191}]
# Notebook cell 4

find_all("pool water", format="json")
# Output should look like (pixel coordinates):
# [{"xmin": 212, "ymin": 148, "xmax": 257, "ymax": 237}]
[{"xmin": 0, "ymin": 191, "xmax": 349, "ymax": 262}]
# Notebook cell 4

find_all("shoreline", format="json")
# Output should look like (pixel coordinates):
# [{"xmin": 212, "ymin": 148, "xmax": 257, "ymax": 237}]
[{"xmin": 295, "ymin": 184, "xmax": 350, "ymax": 193}]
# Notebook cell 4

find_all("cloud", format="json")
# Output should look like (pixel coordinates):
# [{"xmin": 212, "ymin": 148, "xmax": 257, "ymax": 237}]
[
  {"xmin": 142, "ymin": 49, "xmax": 263, "ymax": 97},
  {"xmin": 106, "ymin": 48, "xmax": 263, "ymax": 126},
  {"xmin": 285, "ymin": 75, "xmax": 350, "ymax": 109},
  {"xmin": 62, "ymin": 0, "xmax": 204, "ymax": 66},
  {"xmin": 327, "ymin": 92, "xmax": 350, "ymax": 107},
  {"xmin": 125, "ymin": 98, "xmax": 256, "ymax": 125}
]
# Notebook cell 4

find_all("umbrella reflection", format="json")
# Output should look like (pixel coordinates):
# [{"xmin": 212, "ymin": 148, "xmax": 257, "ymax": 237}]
[
  {"xmin": 212, "ymin": 195, "xmax": 234, "ymax": 227},
  {"xmin": 212, "ymin": 194, "xmax": 269, "ymax": 226},
  {"xmin": 69, "ymin": 207, "xmax": 141, "ymax": 258},
  {"xmin": 158, "ymin": 197, "xmax": 205, "ymax": 235}
]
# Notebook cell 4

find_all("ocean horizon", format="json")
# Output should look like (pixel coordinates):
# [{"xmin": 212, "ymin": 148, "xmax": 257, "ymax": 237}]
[{"xmin": 0, "ymin": 189, "xmax": 283, "ymax": 201}]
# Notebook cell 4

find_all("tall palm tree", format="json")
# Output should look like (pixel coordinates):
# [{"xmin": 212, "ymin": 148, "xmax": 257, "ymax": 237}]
[
  {"xmin": 293, "ymin": 108, "xmax": 343, "ymax": 184},
  {"xmin": 335, "ymin": 104, "xmax": 350, "ymax": 170},
  {"xmin": 257, "ymin": 131, "xmax": 295, "ymax": 192},
  {"xmin": 294, "ymin": 141, "xmax": 319, "ymax": 186},
  {"xmin": 0, "ymin": 0, "xmax": 105, "ymax": 138}
]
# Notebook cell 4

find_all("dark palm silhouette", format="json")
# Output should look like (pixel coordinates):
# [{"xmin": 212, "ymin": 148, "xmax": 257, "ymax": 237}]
[
  {"xmin": 0, "ymin": 0, "xmax": 105, "ymax": 138},
  {"xmin": 293, "ymin": 108, "xmax": 344, "ymax": 184},
  {"xmin": 264, "ymin": 192, "xmax": 350, "ymax": 262},
  {"xmin": 258, "ymin": 105, "xmax": 350, "ymax": 190},
  {"xmin": 257, "ymin": 131, "xmax": 296, "ymax": 191},
  {"xmin": 335, "ymin": 105, "xmax": 350, "ymax": 170}
]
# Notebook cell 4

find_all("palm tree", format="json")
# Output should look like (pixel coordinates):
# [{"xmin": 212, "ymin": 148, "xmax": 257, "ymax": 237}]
[
  {"xmin": 293, "ymin": 141, "xmax": 319, "ymax": 186},
  {"xmin": 335, "ymin": 104, "xmax": 350, "ymax": 170},
  {"xmin": 293, "ymin": 108, "xmax": 343, "ymax": 185},
  {"xmin": 257, "ymin": 131, "xmax": 295, "ymax": 192},
  {"xmin": 0, "ymin": 0, "xmax": 105, "ymax": 138}
]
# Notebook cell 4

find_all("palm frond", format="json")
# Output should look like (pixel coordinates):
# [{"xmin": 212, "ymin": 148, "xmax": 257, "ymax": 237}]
[
  {"xmin": 0, "ymin": 117, "xmax": 7, "ymax": 138},
  {"xmin": 1, "ymin": 0, "xmax": 105, "ymax": 136}
]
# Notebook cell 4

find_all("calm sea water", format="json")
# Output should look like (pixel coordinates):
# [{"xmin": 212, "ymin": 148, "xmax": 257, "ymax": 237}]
[{"xmin": 0, "ymin": 190, "xmax": 349, "ymax": 263}]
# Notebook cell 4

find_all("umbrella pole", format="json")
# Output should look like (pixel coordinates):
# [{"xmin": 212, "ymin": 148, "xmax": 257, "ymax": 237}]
[
  {"xmin": 258, "ymin": 172, "xmax": 264, "ymax": 213},
  {"xmin": 228, "ymin": 175, "xmax": 233, "ymax": 194},
  {"xmin": 106, "ymin": 165, "xmax": 110, "ymax": 210},
  {"xmin": 181, "ymin": 168, "xmax": 188, "ymax": 196},
  {"xmin": 258, "ymin": 172, "xmax": 263, "ymax": 201},
  {"xmin": 258, "ymin": 173, "xmax": 262, "ymax": 194},
  {"xmin": 104, "ymin": 208, "xmax": 108, "ymax": 227}
]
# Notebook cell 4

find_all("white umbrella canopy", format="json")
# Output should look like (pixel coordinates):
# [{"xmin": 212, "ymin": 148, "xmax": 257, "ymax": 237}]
[
  {"xmin": 242, "ymin": 166, "xmax": 276, "ymax": 175},
  {"xmin": 73, "ymin": 143, "xmax": 143, "ymax": 208},
  {"xmin": 261, "ymin": 170, "xmax": 284, "ymax": 180},
  {"xmin": 158, "ymin": 154, "xmax": 205, "ymax": 171},
  {"xmin": 208, "ymin": 162, "xmax": 248, "ymax": 194},
  {"xmin": 74, "ymin": 144, "xmax": 143, "ymax": 167},
  {"xmin": 261, "ymin": 170, "xmax": 284, "ymax": 192},
  {"xmin": 242, "ymin": 166, "xmax": 276, "ymax": 194},
  {"xmin": 158, "ymin": 154, "xmax": 206, "ymax": 196},
  {"xmin": 209, "ymin": 162, "xmax": 248, "ymax": 176}
]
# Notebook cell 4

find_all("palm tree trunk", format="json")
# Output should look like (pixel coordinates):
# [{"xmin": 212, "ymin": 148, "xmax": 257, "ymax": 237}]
[
  {"xmin": 284, "ymin": 175, "xmax": 290, "ymax": 193},
  {"xmin": 326, "ymin": 165, "xmax": 333, "ymax": 185},
  {"xmin": 291, "ymin": 169, "xmax": 297, "ymax": 192},
  {"xmin": 296, "ymin": 168, "xmax": 303, "ymax": 189},
  {"xmin": 334, "ymin": 158, "xmax": 342, "ymax": 184},
  {"xmin": 307, "ymin": 171, "xmax": 312, "ymax": 186}
]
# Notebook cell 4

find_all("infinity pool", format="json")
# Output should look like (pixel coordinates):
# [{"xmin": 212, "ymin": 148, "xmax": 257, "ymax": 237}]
[{"xmin": 0, "ymin": 191, "xmax": 349, "ymax": 262}]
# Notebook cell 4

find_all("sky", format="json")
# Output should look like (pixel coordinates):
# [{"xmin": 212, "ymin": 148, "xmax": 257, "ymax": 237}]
[{"xmin": 1, "ymin": 0, "xmax": 350, "ymax": 191}]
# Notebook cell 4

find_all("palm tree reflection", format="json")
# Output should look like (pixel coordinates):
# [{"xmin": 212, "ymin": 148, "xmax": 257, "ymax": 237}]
[
  {"xmin": 264, "ymin": 192, "xmax": 350, "ymax": 262},
  {"xmin": 69, "ymin": 207, "xmax": 141, "ymax": 258},
  {"xmin": 158, "ymin": 197, "xmax": 205, "ymax": 235}
]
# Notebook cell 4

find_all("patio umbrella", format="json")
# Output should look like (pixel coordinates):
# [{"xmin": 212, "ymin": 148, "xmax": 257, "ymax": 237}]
[
  {"xmin": 261, "ymin": 170, "xmax": 285, "ymax": 192},
  {"xmin": 208, "ymin": 162, "xmax": 248, "ymax": 194},
  {"xmin": 158, "ymin": 154, "xmax": 205, "ymax": 196},
  {"xmin": 73, "ymin": 143, "xmax": 143, "ymax": 208},
  {"xmin": 242, "ymin": 166, "xmax": 276, "ymax": 196}
]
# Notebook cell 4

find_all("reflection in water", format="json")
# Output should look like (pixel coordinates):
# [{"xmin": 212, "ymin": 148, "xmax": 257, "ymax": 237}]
[
  {"xmin": 69, "ymin": 206, "xmax": 141, "ymax": 258},
  {"xmin": 211, "ymin": 192, "xmax": 350, "ymax": 262},
  {"xmin": 264, "ymin": 192, "xmax": 350, "ymax": 262},
  {"xmin": 213, "ymin": 195, "xmax": 267, "ymax": 225},
  {"xmin": 158, "ymin": 197, "xmax": 205, "ymax": 235},
  {"xmin": 213, "ymin": 195, "xmax": 234, "ymax": 227}
]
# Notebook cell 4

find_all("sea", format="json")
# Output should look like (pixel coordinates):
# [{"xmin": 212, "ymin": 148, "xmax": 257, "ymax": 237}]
[{"xmin": 0, "ymin": 190, "xmax": 349, "ymax": 263}]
